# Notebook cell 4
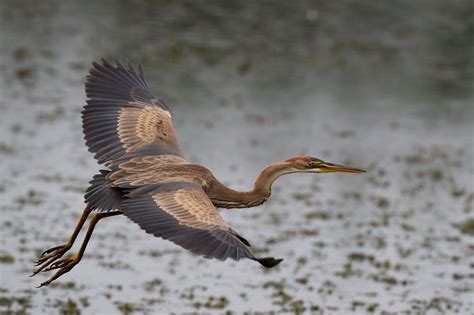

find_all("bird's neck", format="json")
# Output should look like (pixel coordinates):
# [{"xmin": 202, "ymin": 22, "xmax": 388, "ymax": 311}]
[{"xmin": 208, "ymin": 162, "xmax": 294, "ymax": 208}]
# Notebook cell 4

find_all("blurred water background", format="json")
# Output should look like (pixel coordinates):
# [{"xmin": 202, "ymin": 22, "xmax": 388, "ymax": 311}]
[{"xmin": 0, "ymin": 1, "xmax": 473, "ymax": 314}]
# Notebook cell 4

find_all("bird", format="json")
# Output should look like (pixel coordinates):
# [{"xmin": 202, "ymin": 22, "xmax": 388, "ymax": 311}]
[{"xmin": 32, "ymin": 59, "xmax": 365, "ymax": 287}]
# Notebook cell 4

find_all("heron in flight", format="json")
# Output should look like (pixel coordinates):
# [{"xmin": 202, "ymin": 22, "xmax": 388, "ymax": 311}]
[{"xmin": 32, "ymin": 59, "xmax": 364, "ymax": 287}]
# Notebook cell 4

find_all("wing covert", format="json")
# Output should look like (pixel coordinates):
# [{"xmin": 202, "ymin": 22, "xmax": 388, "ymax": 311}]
[
  {"xmin": 82, "ymin": 59, "xmax": 182, "ymax": 166},
  {"xmin": 120, "ymin": 182, "xmax": 257, "ymax": 262}
]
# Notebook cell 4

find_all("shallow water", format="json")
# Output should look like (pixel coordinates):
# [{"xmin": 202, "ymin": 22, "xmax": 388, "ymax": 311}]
[{"xmin": 1, "ymin": 1, "xmax": 473, "ymax": 314}]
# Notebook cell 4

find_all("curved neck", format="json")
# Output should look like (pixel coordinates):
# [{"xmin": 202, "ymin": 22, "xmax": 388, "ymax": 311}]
[
  {"xmin": 254, "ymin": 161, "xmax": 294, "ymax": 193},
  {"xmin": 208, "ymin": 161, "xmax": 295, "ymax": 208}
]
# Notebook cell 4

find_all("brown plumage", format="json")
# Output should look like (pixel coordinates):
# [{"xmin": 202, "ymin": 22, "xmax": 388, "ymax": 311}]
[{"xmin": 32, "ymin": 59, "xmax": 364, "ymax": 287}]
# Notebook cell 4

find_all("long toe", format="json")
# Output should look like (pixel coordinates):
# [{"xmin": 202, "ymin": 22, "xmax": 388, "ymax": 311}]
[
  {"xmin": 40, "ymin": 244, "xmax": 64, "ymax": 257},
  {"xmin": 44, "ymin": 256, "xmax": 78, "ymax": 272},
  {"xmin": 32, "ymin": 254, "xmax": 67, "ymax": 277},
  {"xmin": 37, "ymin": 265, "xmax": 75, "ymax": 288},
  {"xmin": 31, "ymin": 263, "xmax": 49, "ymax": 277},
  {"xmin": 36, "ymin": 244, "xmax": 70, "ymax": 265}
]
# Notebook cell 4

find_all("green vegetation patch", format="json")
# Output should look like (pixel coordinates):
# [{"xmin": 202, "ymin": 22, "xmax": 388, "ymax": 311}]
[
  {"xmin": 453, "ymin": 218, "xmax": 474, "ymax": 235},
  {"xmin": 0, "ymin": 253, "xmax": 14, "ymax": 264}
]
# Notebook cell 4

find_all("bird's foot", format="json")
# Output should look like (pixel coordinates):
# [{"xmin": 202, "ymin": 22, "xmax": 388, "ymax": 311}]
[
  {"xmin": 35, "ymin": 244, "xmax": 71, "ymax": 266},
  {"xmin": 31, "ymin": 244, "xmax": 72, "ymax": 277},
  {"xmin": 36, "ymin": 257, "xmax": 78, "ymax": 288},
  {"xmin": 42, "ymin": 255, "xmax": 79, "ymax": 272}
]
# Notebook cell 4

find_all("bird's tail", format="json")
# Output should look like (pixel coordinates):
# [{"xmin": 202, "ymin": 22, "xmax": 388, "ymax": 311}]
[{"xmin": 84, "ymin": 170, "xmax": 124, "ymax": 212}]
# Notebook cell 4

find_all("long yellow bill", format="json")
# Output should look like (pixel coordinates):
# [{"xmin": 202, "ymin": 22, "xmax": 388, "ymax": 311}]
[{"xmin": 321, "ymin": 163, "xmax": 366, "ymax": 173}]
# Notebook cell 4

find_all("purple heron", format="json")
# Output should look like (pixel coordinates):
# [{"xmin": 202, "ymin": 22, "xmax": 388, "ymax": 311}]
[{"xmin": 32, "ymin": 59, "xmax": 364, "ymax": 287}]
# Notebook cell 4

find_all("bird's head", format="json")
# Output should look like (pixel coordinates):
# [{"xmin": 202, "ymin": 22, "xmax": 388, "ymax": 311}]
[{"xmin": 284, "ymin": 155, "xmax": 365, "ymax": 174}]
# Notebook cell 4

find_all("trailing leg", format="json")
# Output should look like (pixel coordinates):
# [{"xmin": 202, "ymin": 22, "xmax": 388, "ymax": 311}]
[
  {"xmin": 32, "ymin": 207, "xmax": 93, "ymax": 275},
  {"xmin": 36, "ymin": 211, "xmax": 121, "ymax": 287}
]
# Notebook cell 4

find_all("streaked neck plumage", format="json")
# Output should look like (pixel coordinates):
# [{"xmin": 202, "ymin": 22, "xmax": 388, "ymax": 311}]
[{"xmin": 206, "ymin": 161, "xmax": 296, "ymax": 208}]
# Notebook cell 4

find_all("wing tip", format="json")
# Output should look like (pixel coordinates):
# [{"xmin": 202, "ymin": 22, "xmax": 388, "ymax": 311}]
[
  {"xmin": 256, "ymin": 257, "xmax": 284, "ymax": 268},
  {"xmin": 92, "ymin": 57, "xmax": 144, "ymax": 75},
  {"xmin": 231, "ymin": 230, "xmax": 251, "ymax": 247}
]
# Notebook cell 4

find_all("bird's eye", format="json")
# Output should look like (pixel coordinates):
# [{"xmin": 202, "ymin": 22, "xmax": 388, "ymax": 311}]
[{"xmin": 307, "ymin": 161, "xmax": 321, "ymax": 168}]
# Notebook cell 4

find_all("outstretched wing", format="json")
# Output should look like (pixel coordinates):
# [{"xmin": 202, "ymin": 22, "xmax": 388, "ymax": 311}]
[
  {"xmin": 120, "ymin": 182, "xmax": 282, "ymax": 267},
  {"xmin": 82, "ymin": 59, "xmax": 182, "ymax": 167}
]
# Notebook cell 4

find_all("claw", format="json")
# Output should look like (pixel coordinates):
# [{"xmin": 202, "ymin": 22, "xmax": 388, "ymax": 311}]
[{"xmin": 37, "ymin": 261, "xmax": 76, "ymax": 288}]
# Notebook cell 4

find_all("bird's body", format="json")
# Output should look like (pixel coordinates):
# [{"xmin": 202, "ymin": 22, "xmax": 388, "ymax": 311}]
[
  {"xmin": 33, "ymin": 59, "xmax": 364, "ymax": 287},
  {"xmin": 105, "ymin": 158, "xmax": 270, "ymax": 209}
]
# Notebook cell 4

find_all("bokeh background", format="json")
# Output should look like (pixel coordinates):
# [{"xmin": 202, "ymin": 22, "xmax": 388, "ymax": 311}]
[{"xmin": 1, "ymin": 1, "xmax": 473, "ymax": 314}]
